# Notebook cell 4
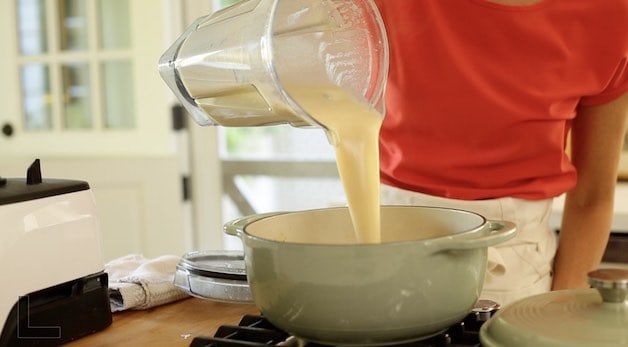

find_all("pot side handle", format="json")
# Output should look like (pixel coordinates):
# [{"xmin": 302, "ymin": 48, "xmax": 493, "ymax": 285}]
[
  {"xmin": 223, "ymin": 212, "xmax": 284, "ymax": 238},
  {"xmin": 425, "ymin": 220, "xmax": 517, "ymax": 253}
]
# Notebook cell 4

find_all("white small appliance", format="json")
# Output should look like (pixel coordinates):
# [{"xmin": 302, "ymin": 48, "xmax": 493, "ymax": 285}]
[{"xmin": 0, "ymin": 159, "xmax": 111, "ymax": 346}]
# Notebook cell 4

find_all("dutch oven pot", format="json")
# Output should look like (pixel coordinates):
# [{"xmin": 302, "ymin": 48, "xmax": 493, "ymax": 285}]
[
  {"xmin": 224, "ymin": 205, "xmax": 516, "ymax": 345},
  {"xmin": 480, "ymin": 268, "xmax": 628, "ymax": 347}
]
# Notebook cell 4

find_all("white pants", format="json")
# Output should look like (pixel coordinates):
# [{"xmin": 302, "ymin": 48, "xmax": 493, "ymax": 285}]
[{"xmin": 380, "ymin": 184, "xmax": 558, "ymax": 306}]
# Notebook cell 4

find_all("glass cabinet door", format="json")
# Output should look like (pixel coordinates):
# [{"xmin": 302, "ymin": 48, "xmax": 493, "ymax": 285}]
[
  {"xmin": 0, "ymin": 0, "xmax": 174, "ymax": 157},
  {"xmin": 16, "ymin": 0, "xmax": 133, "ymax": 132}
]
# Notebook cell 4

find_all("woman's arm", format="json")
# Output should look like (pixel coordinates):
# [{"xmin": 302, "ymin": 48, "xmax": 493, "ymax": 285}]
[{"xmin": 553, "ymin": 92, "xmax": 628, "ymax": 290}]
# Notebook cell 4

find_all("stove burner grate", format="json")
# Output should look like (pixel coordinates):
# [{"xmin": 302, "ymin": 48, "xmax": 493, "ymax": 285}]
[
  {"xmin": 190, "ymin": 315, "xmax": 289, "ymax": 347},
  {"xmin": 189, "ymin": 305, "xmax": 498, "ymax": 347}
]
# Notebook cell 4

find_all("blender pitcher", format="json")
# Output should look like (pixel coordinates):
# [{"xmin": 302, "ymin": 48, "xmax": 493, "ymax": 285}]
[{"xmin": 158, "ymin": 0, "xmax": 388, "ymax": 128}]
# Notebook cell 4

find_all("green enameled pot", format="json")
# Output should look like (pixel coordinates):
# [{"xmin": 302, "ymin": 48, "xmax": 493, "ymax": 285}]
[{"xmin": 224, "ymin": 205, "xmax": 516, "ymax": 345}]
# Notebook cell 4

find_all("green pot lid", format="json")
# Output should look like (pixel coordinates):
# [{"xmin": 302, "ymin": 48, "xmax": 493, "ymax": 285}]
[{"xmin": 480, "ymin": 269, "xmax": 628, "ymax": 347}]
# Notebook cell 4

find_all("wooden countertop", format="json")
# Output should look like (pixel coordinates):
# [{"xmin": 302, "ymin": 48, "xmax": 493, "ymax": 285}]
[{"xmin": 66, "ymin": 298, "xmax": 259, "ymax": 347}]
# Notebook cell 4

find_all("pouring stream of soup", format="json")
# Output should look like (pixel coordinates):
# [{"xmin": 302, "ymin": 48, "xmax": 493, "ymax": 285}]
[{"xmin": 285, "ymin": 85, "xmax": 383, "ymax": 243}]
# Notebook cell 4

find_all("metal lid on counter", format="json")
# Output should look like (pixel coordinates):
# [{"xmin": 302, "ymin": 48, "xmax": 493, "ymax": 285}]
[{"xmin": 174, "ymin": 250, "xmax": 252, "ymax": 304}]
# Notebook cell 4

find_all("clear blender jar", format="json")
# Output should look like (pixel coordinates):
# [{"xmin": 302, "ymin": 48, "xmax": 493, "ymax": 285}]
[{"xmin": 158, "ymin": 0, "xmax": 389, "ymax": 128}]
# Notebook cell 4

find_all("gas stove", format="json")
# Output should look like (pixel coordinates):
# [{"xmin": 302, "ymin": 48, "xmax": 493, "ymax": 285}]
[{"xmin": 189, "ymin": 301, "xmax": 500, "ymax": 347}]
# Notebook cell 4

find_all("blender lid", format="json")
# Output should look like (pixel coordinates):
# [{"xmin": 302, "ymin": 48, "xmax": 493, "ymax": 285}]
[
  {"xmin": 0, "ymin": 159, "xmax": 90, "ymax": 206},
  {"xmin": 174, "ymin": 250, "xmax": 253, "ymax": 304},
  {"xmin": 480, "ymin": 269, "xmax": 628, "ymax": 347}
]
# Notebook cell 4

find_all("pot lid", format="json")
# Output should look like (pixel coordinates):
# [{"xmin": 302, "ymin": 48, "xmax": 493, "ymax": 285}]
[
  {"xmin": 178, "ymin": 250, "xmax": 247, "ymax": 280},
  {"xmin": 173, "ymin": 250, "xmax": 253, "ymax": 303},
  {"xmin": 480, "ymin": 269, "xmax": 628, "ymax": 347}
]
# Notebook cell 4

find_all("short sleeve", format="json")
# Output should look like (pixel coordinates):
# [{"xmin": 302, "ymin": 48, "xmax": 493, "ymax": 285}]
[{"xmin": 580, "ymin": 57, "xmax": 628, "ymax": 106}]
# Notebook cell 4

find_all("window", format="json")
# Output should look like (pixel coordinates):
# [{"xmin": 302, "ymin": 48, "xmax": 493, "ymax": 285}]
[{"xmin": 16, "ymin": 0, "xmax": 134, "ymax": 131}]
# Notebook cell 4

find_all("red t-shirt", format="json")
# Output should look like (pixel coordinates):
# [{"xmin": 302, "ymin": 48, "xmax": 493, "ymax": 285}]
[{"xmin": 375, "ymin": 0, "xmax": 628, "ymax": 200}]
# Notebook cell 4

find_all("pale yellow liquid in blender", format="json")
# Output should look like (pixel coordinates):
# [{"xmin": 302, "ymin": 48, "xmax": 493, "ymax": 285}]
[{"xmin": 286, "ymin": 85, "xmax": 383, "ymax": 243}]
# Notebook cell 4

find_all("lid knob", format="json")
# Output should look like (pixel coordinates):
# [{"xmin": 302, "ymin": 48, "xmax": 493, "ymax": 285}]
[{"xmin": 587, "ymin": 268, "xmax": 628, "ymax": 303}]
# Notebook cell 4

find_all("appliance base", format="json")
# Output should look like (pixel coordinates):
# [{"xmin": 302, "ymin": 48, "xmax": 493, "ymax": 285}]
[{"xmin": 0, "ymin": 271, "xmax": 112, "ymax": 347}]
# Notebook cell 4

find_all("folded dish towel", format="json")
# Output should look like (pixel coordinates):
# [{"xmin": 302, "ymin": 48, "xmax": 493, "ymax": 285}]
[{"xmin": 105, "ymin": 254, "xmax": 189, "ymax": 312}]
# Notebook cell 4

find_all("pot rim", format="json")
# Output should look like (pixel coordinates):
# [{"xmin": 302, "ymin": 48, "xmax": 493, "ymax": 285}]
[{"xmin": 224, "ymin": 205, "xmax": 515, "ymax": 249}]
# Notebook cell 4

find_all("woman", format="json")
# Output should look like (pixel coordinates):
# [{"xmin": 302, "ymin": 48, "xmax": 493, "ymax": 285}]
[{"xmin": 374, "ymin": 0, "xmax": 628, "ymax": 305}]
